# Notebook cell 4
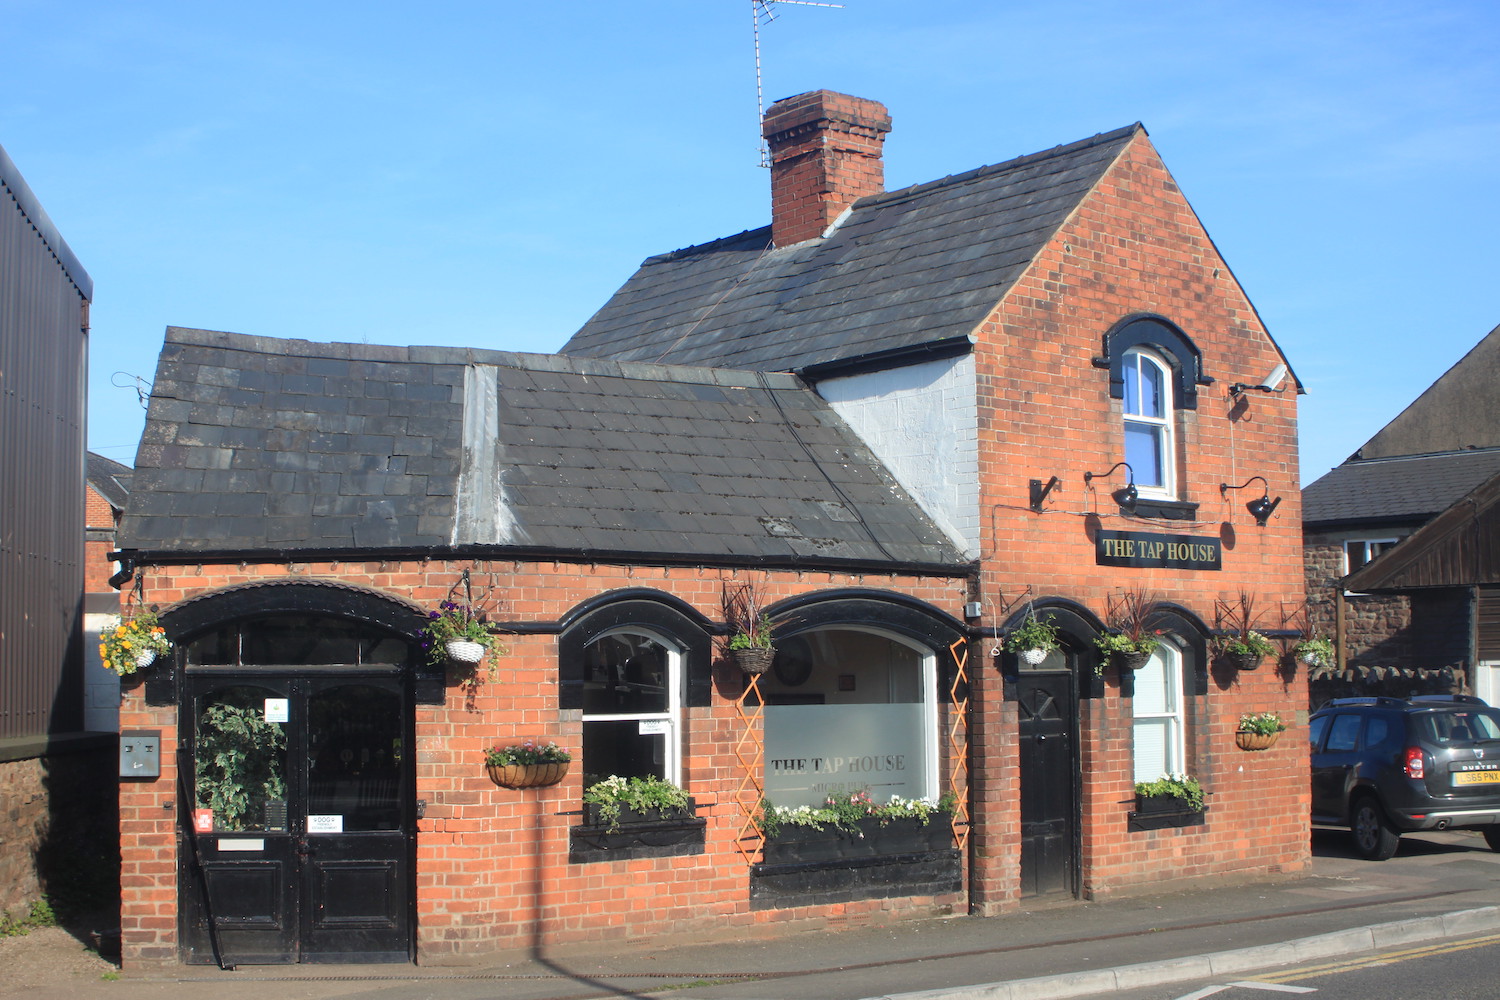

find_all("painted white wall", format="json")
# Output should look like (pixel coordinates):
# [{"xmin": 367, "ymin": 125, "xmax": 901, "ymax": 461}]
[{"xmin": 817, "ymin": 355, "xmax": 979, "ymax": 558}]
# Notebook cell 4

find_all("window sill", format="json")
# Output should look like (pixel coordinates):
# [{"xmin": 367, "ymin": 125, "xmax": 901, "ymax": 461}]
[{"xmin": 1128, "ymin": 498, "xmax": 1199, "ymax": 521}]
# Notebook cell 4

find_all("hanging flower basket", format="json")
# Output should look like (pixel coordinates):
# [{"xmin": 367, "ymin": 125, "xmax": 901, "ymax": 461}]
[
  {"xmin": 487, "ymin": 761, "xmax": 570, "ymax": 789},
  {"xmin": 100, "ymin": 609, "xmax": 172, "ymax": 677},
  {"xmin": 1235, "ymin": 731, "xmax": 1280, "ymax": 751},
  {"xmin": 733, "ymin": 646, "xmax": 775, "ymax": 675},
  {"xmin": 1019, "ymin": 647, "xmax": 1049, "ymax": 665},
  {"xmin": 445, "ymin": 639, "xmax": 486, "ymax": 664},
  {"xmin": 483, "ymin": 740, "xmax": 572, "ymax": 789},
  {"xmin": 134, "ymin": 649, "xmax": 159, "ymax": 669},
  {"xmin": 1226, "ymin": 650, "xmax": 1264, "ymax": 671},
  {"xmin": 1113, "ymin": 649, "xmax": 1151, "ymax": 671}
]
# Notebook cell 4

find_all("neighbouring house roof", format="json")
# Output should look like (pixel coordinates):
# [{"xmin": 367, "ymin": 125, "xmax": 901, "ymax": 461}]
[
  {"xmin": 1350, "ymin": 323, "xmax": 1500, "ymax": 461},
  {"xmin": 118, "ymin": 327, "xmax": 966, "ymax": 572},
  {"xmin": 1301, "ymin": 448, "xmax": 1500, "ymax": 528},
  {"xmin": 1343, "ymin": 469, "xmax": 1500, "ymax": 592},
  {"xmin": 86, "ymin": 452, "xmax": 132, "ymax": 510},
  {"xmin": 560, "ymin": 125, "xmax": 1142, "ymax": 374}
]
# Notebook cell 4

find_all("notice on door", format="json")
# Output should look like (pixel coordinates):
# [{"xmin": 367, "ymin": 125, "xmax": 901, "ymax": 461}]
[
  {"xmin": 264, "ymin": 698, "xmax": 289, "ymax": 723},
  {"xmin": 307, "ymin": 815, "xmax": 343, "ymax": 833}
]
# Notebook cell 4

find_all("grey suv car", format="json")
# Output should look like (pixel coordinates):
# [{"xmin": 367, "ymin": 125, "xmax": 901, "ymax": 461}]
[{"xmin": 1310, "ymin": 695, "xmax": 1500, "ymax": 860}]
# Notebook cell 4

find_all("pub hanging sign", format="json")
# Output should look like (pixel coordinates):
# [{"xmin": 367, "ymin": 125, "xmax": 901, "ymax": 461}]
[{"xmin": 1095, "ymin": 530, "xmax": 1221, "ymax": 571}]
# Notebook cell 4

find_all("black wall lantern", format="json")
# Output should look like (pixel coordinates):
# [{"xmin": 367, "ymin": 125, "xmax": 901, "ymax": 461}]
[
  {"xmin": 1084, "ymin": 462, "xmax": 1137, "ymax": 513},
  {"xmin": 1220, "ymin": 476, "xmax": 1281, "ymax": 526}
]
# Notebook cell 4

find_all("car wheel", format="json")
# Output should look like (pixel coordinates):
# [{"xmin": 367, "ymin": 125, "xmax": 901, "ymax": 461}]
[
  {"xmin": 1483, "ymin": 827, "xmax": 1500, "ymax": 853},
  {"xmin": 1351, "ymin": 798, "xmax": 1400, "ymax": 861}
]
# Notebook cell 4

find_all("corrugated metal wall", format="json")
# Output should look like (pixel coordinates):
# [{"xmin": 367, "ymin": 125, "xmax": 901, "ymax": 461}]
[{"xmin": 1, "ymin": 145, "xmax": 91, "ymax": 742}]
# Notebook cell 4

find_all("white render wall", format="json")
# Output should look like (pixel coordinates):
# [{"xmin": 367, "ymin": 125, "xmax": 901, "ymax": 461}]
[{"xmin": 817, "ymin": 355, "xmax": 980, "ymax": 558}]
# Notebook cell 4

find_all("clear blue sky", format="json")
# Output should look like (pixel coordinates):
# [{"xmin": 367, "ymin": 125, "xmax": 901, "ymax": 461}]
[{"xmin": 4, "ymin": 0, "xmax": 1496, "ymax": 484}]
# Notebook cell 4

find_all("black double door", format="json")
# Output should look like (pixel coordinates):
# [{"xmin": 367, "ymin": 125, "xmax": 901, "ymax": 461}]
[
  {"xmin": 1016, "ymin": 668, "xmax": 1080, "ymax": 898},
  {"xmin": 181, "ymin": 669, "xmax": 413, "ymax": 964}
]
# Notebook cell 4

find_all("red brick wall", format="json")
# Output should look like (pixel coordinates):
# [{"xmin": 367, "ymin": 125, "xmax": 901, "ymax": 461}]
[
  {"xmin": 969, "ymin": 130, "xmax": 1308, "ymax": 905},
  {"xmin": 85, "ymin": 483, "xmax": 119, "ymax": 595},
  {"xmin": 117, "ymin": 559, "xmax": 970, "ymax": 967}
]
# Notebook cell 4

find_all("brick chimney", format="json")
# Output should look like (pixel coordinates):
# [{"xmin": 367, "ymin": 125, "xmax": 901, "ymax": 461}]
[{"xmin": 763, "ymin": 90, "xmax": 891, "ymax": 247}]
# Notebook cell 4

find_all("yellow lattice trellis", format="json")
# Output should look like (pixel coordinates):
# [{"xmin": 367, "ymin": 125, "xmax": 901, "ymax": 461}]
[
  {"xmin": 947, "ymin": 636, "xmax": 972, "ymax": 849},
  {"xmin": 732, "ymin": 673, "xmax": 766, "ymax": 864}
]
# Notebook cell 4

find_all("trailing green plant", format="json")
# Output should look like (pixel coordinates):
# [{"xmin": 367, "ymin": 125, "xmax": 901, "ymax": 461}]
[
  {"xmin": 1134, "ymin": 772, "xmax": 1205, "ymax": 811},
  {"xmin": 1237, "ymin": 711, "xmax": 1289, "ymax": 735},
  {"xmin": 1094, "ymin": 631, "xmax": 1161, "ymax": 656},
  {"xmin": 99, "ymin": 607, "xmax": 171, "ymax": 676},
  {"xmin": 194, "ymin": 699, "xmax": 287, "ymax": 832},
  {"xmin": 583, "ymin": 774, "xmax": 691, "ymax": 832},
  {"xmin": 758, "ymin": 789, "xmax": 956, "ymax": 837},
  {"xmin": 1215, "ymin": 630, "xmax": 1277, "ymax": 659},
  {"xmin": 1004, "ymin": 612, "xmax": 1061, "ymax": 654},
  {"xmin": 484, "ymin": 740, "xmax": 571, "ymax": 766},
  {"xmin": 723, "ymin": 581, "xmax": 774, "ymax": 650},
  {"xmin": 421, "ymin": 600, "xmax": 502, "ymax": 665},
  {"xmin": 1294, "ymin": 635, "xmax": 1336, "ymax": 668}
]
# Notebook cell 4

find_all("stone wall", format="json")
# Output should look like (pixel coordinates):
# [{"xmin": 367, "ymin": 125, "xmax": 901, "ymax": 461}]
[{"xmin": 0, "ymin": 746, "xmax": 118, "ymax": 916}]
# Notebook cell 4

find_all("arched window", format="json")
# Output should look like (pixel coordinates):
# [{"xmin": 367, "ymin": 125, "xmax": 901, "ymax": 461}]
[
  {"xmin": 579, "ymin": 627, "xmax": 683, "ymax": 786},
  {"xmin": 1123, "ymin": 347, "xmax": 1175, "ymax": 498},
  {"xmin": 1132, "ymin": 634, "xmax": 1189, "ymax": 782},
  {"xmin": 759, "ymin": 621, "xmax": 943, "ymax": 808}
]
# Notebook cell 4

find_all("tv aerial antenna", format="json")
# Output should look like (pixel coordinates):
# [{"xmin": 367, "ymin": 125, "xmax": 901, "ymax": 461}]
[{"xmin": 752, "ymin": 0, "xmax": 844, "ymax": 166}]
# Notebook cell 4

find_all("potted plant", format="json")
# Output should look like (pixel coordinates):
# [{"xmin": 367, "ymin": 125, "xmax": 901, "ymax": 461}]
[
  {"xmin": 423, "ymin": 600, "xmax": 502, "ymax": 678},
  {"xmin": 1005, "ymin": 612, "xmax": 1061, "ymax": 665},
  {"xmin": 1096, "ymin": 590, "xmax": 1161, "ymax": 670},
  {"xmin": 582, "ymin": 774, "xmax": 693, "ymax": 832},
  {"xmin": 100, "ymin": 608, "xmax": 172, "ymax": 676},
  {"xmin": 1133, "ymin": 773, "xmax": 1205, "ymax": 815},
  {"xmin": 484, "ymin": 740, "xmax": 571, "ymax": 789},
  {"xmin": 1236, "ymin": 711, "xmax": 1289, "ymax": 751},
  {"xmin": 1216, "ymin": 630, "xmax": 1277, "ymax": 670},
  {"xmin": 1293, "ymin": 635, "xmax": 1335, "ymax": 669},
  {"xmin": 723, "ymin": 581, "xmax": 775, "ymax": 675},
  {"xmin": 1214, "ymin": 593, "xmax": 1276, "ymax": 669}
]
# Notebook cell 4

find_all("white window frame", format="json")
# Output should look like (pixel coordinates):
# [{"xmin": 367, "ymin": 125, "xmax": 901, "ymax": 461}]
[
  {"xmin": 1122, "ymin": 348, "xmax": 1176, "ymax": 499},
  {"xmin": 1342, "ymin": 536, "xmax": 1402, "ymax": 595},
  {"xmin": 1132, "ymin": 636, "xmax": 1186, "ymax": 783},
  {"xmin": 580, "ymin": 626, "xmax": 684, "ymax": 786}
]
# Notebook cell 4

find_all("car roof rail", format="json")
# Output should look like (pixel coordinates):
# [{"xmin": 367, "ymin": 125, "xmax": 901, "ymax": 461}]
[
  {"xmin": 1410, "ymin": 694, "xmax": 1490, "ymax": 706},
  {"xmin": 1318, "ymin": 696, "xmax": 1406, "ymax": 709}
]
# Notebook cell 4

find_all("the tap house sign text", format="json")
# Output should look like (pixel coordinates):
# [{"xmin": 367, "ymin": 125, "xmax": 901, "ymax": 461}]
[{"xmin": 1095, "ymin": 530, "xmax": 1221, "ymax": 571}]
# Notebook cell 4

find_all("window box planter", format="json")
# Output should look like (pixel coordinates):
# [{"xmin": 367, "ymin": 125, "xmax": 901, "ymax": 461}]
[
  {"xmin": 1134, "ymin": 793, "xmax": 1202, "ymax": 816},
  {"xmin": 570, "ymin": 799, "xmax": 705, "ymax": 863},
  {"xmin": 761, "ymin": 817, "xmax": 953, "ymax": 864}
]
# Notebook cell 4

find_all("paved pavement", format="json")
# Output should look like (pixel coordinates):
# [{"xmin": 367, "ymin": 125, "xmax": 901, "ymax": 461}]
[{"xmin": 20, "ymin": 829, "xmax": 1500, "ymax": 1000}]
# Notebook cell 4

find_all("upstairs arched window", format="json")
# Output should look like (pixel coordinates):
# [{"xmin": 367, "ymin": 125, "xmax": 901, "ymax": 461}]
[{"xmin": 1123, "ymin": 348, "xmax": 1175, "ymax": 498}]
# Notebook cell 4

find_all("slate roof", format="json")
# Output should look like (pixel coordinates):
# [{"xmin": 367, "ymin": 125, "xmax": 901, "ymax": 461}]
[
  {"xmin": 560, "ymin": 125, "xmax": 1141, "ymax": 373},
  {"xmin": 1301, "ymin": 449, "xmax": 1500, "ymax": 527},
  {"xmin": 86, "ymin": 452, "xmax": 132, "ymax": 510},
  {"xmin": 118, "ymin": 327, "xmax": 965, "ymax": 571}
]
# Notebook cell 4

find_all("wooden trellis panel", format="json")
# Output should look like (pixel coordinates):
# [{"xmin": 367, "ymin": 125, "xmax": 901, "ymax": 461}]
[
  {"xmin": 732, "ymin": 674, "xmax": 766, "ymax": 865},
  {"xmin": 947, "ymin": 636, "xmax": 971, "ymax": 849}
]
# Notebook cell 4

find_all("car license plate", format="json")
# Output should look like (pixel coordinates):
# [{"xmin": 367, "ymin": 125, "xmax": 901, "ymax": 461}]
[{"xmin": 1453, "ymin": 771, "xmax": 1500, "ymax": 786}]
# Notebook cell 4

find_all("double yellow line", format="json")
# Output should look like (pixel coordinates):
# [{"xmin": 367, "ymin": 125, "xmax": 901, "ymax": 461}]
[{"xmin": 1251, "ymin": 932, "xmax": 1500, "ymax": 985}]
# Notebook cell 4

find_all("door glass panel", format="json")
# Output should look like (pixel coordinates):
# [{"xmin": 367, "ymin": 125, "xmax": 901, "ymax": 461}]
[
  {"xmin": 244, "ymin": 616, "xmax": 364, "ymax": 665},
  {"xmin": 307, "ymin": 685, "xmax": 402, "ymax": 832},
  {"xmin": 194, "ymin": 685, "xmax": 289, "ymax": 832}
]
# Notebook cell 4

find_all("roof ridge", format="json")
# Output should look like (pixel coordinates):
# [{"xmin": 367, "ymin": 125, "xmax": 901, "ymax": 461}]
[
  {"xmin": 644, "ymin": 226, "xmax": 774, "ymax": 265},
  {"xmin": 853, "ymin": 122, "xmax": 1142, "ymax": 212},
  {"xmin": 1343, "ymin": 446, "xmax": 1500, "ymax": 466}
]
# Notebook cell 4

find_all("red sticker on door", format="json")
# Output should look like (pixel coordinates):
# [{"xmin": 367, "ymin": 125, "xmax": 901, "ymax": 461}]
[{"xmin": 194, "ymin": 808, "xmax": 213, "ymax": 833}]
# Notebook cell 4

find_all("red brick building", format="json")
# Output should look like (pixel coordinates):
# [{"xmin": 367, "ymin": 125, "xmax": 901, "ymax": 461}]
[{"xmin": 114, "ymin": 91, "xmax": 1308, "ymax": 968}]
